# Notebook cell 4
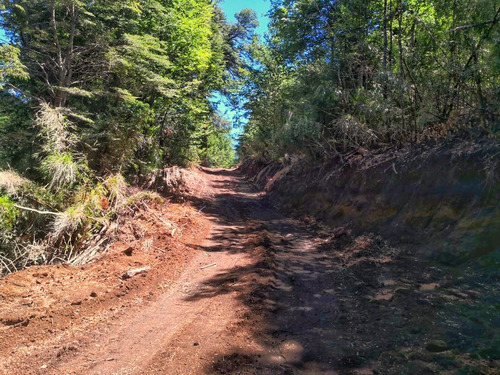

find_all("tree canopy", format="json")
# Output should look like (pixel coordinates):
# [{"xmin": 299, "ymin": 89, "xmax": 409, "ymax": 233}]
[
  {"xmin": 240, "ymin": 0, "xmax": 499, "ymax": 161},
  {"xmin": 0, "ymin": 1, "xmax": 256, "ymax": 272}
]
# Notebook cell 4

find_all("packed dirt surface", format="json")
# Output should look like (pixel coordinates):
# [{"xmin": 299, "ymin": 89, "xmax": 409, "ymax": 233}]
[{"xmin": 1, "ymin": 167, "xmax": 497, "ymax": 374}]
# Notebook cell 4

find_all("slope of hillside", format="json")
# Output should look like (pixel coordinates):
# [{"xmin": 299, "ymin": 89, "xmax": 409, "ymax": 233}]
[{"xmin": 241, "ymin": 137, "xmax": 499, "ymax": 372}]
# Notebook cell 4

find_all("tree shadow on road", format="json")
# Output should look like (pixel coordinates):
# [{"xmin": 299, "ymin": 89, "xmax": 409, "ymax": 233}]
[{"xmin": 182, "ymin": 169, "xmax": 472, "ymax": 375}]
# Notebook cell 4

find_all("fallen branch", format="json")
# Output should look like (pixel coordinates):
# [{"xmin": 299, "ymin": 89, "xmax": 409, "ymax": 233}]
[
  {"xmin": 151, "ymin": 245, "xmax": 167, "ymax": 253},
  {"xmin": 200, "ymin": 263, "xmax": 216, "ymax": 270},
  {"xmin": 0, "ymin": 255, "xmax": 17, "ymax": 274},
  {"xmin": 13, "ymin": 204, "xmax": 60, "ymax": 216},
  {"xmin": 141, "ymin": 202, "xmax": 178, "ymax": 236}
]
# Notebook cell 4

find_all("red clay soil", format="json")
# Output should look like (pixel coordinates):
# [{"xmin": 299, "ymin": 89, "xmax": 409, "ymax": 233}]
[
  {"xmin": 0, "ymin": 183, "xmax": 212, "ymax": 374},
  {"xmin": 0, "ymin": 168, "xmax": 497, "ymax": 374}
]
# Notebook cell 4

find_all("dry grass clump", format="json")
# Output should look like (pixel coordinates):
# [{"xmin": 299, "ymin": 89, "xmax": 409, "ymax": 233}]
[
  {"xmin": 50, "ymin": 204, "xmax": 86, "ymax": 241},
  {"xmin": 36, "ymin": 103, "xmax": 87, "ymax": 190},
  {"xmin": 121, "ymin": 190, "xmax": 163, "ymax": 210},
  {"xmin": 329, "ymin": 115, "xmax": 378, "ymax": 149},
  {"xmin": 104, "ymin": 174, "xmax": 127, "ymax": 205},
  {"xmin": 36, "ymin": 102, "xmax": 75, "ymax": 152},
  {"xmin": 40, "ymin": 152, "xmax": 81, "ymax": 189},
  {"xmin": 0, "ymin": 170, "xmax": 31, "ymax": 196}
]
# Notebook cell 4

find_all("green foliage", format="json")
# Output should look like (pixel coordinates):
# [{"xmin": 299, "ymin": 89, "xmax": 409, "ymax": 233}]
[
  {"xmin": 0, "ymin": 92, "xmax": 36, "ymax": 172},
  {"xmin": 0, "ymin": 0, "xmax": 251, "ymax": 172},
  {"xmin": 0, "ymin": 195, "xmax": 19, "ymax": 232},
  {"xmin": 0, "ymin": 194, "xmax": 22, "ymax": 271},
  {"xmin": 0, "ymin": 1, "xmax": 258, "ymax": 273},
  {"xmin": 204, "ymin": 130, "xmax": 236, "ymax": 168},
  {"xmin": 0, "ymin": 45, "xmax": 28, "ymax": 81},
  {"xmin": 240, "ymin": 0, "xmax": 500, "ymax": 162}
]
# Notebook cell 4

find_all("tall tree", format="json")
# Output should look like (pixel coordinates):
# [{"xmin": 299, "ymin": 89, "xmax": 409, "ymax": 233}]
[{"xmin": 241, "ymin": 0, "xmax": 499, "ymax": 162}]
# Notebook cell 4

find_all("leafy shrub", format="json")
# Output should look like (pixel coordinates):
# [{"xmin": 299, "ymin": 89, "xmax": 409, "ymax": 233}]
[
  {"xmin": 0, "ymin": 195, "xmax": 18, "ymax": 232},
  {"xmin": 40, "ymin": 152, "xmax": 84, "ymax": 190},
  {"xmin": 203, "ymin": 130, "xmax": 237, "ymax": 168}
]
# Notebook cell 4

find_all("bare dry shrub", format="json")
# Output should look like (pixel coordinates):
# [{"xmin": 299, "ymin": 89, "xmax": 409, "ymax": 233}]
[
  {"xmin": 22, "ymin": 242, "xmax": 50, "ymax": 265},
  {"xmin": 328, "ymin": 115, "xmax": 378, "ymax": 149},
  {"xmin": 50, "ymin": 205, "xmax": 86, "ymax": 241},
  {"xmin": 0, "ymin": 170, "xmax": 30, "ymax": 196},
  {"xmin": 0, "ymin": 241, "xmax": 50, "ymax": 275}
]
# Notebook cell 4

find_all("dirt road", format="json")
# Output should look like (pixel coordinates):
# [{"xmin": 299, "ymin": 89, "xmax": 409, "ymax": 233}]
[
  {"xmin": 2, "ymin": 168, "xmax": 492, "ymax": 374},
  {"xmin": 1, "ymin": 168, "xmax": 351, "ymax": 374}
]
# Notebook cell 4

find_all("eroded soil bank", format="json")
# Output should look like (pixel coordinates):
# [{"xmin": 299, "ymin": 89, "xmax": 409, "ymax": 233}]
[
  {"xmin": 240, "ymin": 137, "xmax": 499, "ymax": 373},
  {"xmin": 0, "ymin": 139, "xmax": 498, "ymax": 374}
]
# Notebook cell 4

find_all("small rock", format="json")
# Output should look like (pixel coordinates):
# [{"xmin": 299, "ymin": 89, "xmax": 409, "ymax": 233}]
[
  {"xmin": 352, "ymin": 369, "xmax": 373, "ymax": 375},
  {"xmin": 426, "ymin": 340, "xmax": 449, "ymax": 352},
  {"xmin": 70, "ymin": 300, "xmax": 82, "ymax": 306},
  {"xmin": 122, "ymin": 266, "xmax": 151, "ymax": 280},
  {"xmin": 90, "ymin": 292, "xmax": 97, "ymax": 298},
  {"xmin": 40, "ymin": 364, "xmax": 48, "ymax": 369},
  {"xmin": 123, "ymin": 247, "xmax": 133, "ymax": 256},
  {"xmin": 278, "ymin": 340, "xmax": 303, "ymax": 363},
  {"xmin": 193, "ymin": 342, "xmax": 199, "ymax": 346}
]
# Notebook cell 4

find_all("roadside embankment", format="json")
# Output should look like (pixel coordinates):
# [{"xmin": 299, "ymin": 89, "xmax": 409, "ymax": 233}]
[
  {"xmin": 241, "ymin": 138, "xmax": 498, "ymax": 266},
  {"xmin": 240, "ymin": 137, "xmax": 499, "ymax": 370}
]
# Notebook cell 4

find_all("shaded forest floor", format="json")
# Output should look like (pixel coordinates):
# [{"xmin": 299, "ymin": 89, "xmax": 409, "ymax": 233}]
[{"xmin": 0, "ymin": 167, "xmax": 498, "ymax": 374}]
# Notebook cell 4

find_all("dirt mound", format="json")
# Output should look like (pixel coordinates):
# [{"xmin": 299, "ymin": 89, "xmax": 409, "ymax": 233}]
[{"xmin": 143, "ymin": 166, "xmax": 212, "ymax": 200}]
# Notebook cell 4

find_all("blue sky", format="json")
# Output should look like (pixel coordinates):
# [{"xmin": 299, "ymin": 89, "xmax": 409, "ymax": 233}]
[
  {"xmin": 216, "ymin": 0, "xmax": 271, "ymax": 145},
  {"xmin": 220, "ymin": 0, "xmax": 270, "ymax": 36}
]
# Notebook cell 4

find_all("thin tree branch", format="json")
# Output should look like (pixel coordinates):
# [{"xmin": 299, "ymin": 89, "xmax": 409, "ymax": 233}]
[
  {"xmin": 450, "ymin": 19, "xmax": 498, "ymax": 32},
  {"xmin": 13, "ymin": 204, "xmax": 60, "ymax": 216}
]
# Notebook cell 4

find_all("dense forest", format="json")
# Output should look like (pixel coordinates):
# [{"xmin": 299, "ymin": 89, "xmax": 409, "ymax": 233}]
[
  {"xmin": 0, "ymin": 0, "xmax": 498, "ymax": 272},
  {"xmin": 0, "ymin": 0, "xmax": 257, "ymax": 271},
  {"xmin": 240, "ymin": 0, "xmax": 499, "ymax": 161}
]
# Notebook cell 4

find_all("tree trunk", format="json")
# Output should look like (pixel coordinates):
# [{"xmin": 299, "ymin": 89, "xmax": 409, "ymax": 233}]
[
  {"xmin": 51, "ymin": 2, "xmax": 78, "ymax": 108},
  {"xmin": 473, "ymin": 54, "xmax": 487, "ymax": 129},
  {"xmin": 389, "ymin": 0, "xmax": 393, "ymax": 72},
  {"xmin": 383, "ymin": 0, "xmax": 388, "ymax": 100},
  {"xmin": 50, "ymin": 1, "xmax": 64, "ymax": 107},
  {"xmin": 398, "ymin": 1, "xmax": 405, "ymax": 131}
]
